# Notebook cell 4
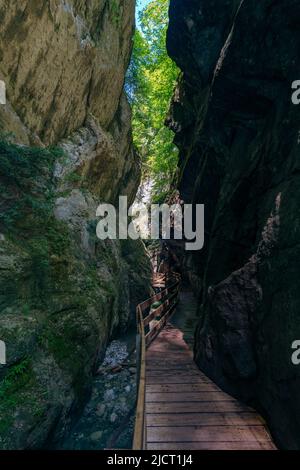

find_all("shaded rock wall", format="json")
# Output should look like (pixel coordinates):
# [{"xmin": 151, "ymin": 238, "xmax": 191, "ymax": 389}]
[
  {"xmin": 0, "ymin": 0, "xmax": 151, "ymax": 449},
  {"xmin": 167, "ymin": 0, "xmax": 300, "ymax": 449}
]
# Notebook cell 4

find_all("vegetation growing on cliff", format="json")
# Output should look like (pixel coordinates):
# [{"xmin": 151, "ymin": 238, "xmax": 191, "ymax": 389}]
[
  {"xmin": 0, "ymin": 138, "xmax": 66, "ymax": 232},
  {"xmin": 0, "ymin": 358, "xmax": 44, "ymax": 434},
  {"xmin": 126, "ymin": 0, "xmax": 179, "ymax": 201},
  {"xmin": 0, "ymin": 139, "xmax": 72, "ymax": 300}
]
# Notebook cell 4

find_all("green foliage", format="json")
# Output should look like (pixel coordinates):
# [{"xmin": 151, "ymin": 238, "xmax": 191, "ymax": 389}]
[
  {"xmin": 39, "ymin": 316, "xmax": 94, "ymax": 396},
  {"xmin": 0, "ymin": 359, "xmax": 32, "ymax": 400},
  {"xmin": 0, "ymin": 358, "xmax": 39, "ymax": 433},
  {"xmin": 29, "ymin": 237, "xmax": 50, "ymax": 291},
  {"xmin": 0, "ymin": 139, "xmax": 71, "ymax": 300},
  {"xmin": 110, "ymin": 0, "xmax": 121, "ymax": 27},
  {"xmin": 126, "ymin": 0, "xmax": 179, "ymax": 199},
  {"xmin": 40, "ymin": 326, "xmax": 75, "ymax": 367},
  {"xmin": 64, "ymin": 171, "xmax": 82, "ymax": 184},
  {"xmin": 151, "ymin": 301, "xmax": 162, "ymax": 309},
  {"xmin": 0, "ymin": 139, "xmax": 62, "ymax": 229},
  {"xmin": 0, "ymin": 357, "xmax": 46, "ymax": 434}
]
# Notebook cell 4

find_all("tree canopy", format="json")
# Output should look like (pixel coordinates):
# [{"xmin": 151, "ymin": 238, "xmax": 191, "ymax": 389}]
[{"xmin": 126, "ymin": 0, "xmax": 179, "ymax": 202}]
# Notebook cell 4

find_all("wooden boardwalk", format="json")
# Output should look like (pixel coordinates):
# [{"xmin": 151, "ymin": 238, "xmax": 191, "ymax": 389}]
[{"xmin": 145, "ymin": 322, "xmax": 276, "ymax": 450}]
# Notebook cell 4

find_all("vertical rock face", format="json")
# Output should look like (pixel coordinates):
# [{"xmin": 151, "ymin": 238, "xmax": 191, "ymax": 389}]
[
  {"xmin": 167, "ymin": 0, "xmax": 300, "ymax": 449},
  {"xmin": 0, "ymin": 0, "xmax": 140, "ymax": 203},
  {"xmin": 0, "ymin": 1, "xmax": 151, "ymax": 449}
]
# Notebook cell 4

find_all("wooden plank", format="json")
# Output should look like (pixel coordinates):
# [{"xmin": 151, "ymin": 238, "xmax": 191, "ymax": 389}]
[
  {"xmin": 148, "ymin": 347, "xmax": 191, "ymax": 354},
  {"xmin": 146, "ymin": 401, "xmax": 255, "ymax": 414},
  {"xmin": 147, "ymin": 425, "xmax": 272, "ymax": 443},
  {"xmin": 146, "ymin": 369, "xmax": 205, "ymax": 376},
  {"xmin": 146, "ymin": 392, "xmax": 236, "ymax": 403},
  {"xmin": 151, "ymin": 338, "xmax": 186, "ymax": 345},
  {"xmin": 146, "ymin": 413, "xmax": 264, "ymax": 427},
  {"xmin": 146, "ymin": 362, "xmax": 201, "ymax": 369},
  {"xmin": 147, "ymin": 353, "xmax": 196, "ymax": 361},
  {"xmin": 148, "ymin": 343, "xmax": 191, "ymax": 349},
  {"xmin": 149, "ymin": 344, "xmax": 190, "ymax": 350},
  {"xmin": 146, "ymin": 366, "xmax": 200, "ymax": 372},
  {"xmin": 147, "ymin": 352, "xmax": 195, "ymax": 359},
  {"xmin": 147, "ymin": 352, "xmax": 194, "ymax": 360},
  {"xmin": 147, "ymin": 383, "xmax": 220, "ymax": 393},
  {"xmin": 147, "ymin": 441, "xmax": 277, "ymax": 450},
  {"xmin": 146, "ymin": 375, "xmax": 213, "ymax": 385},
  {"xmin": 154, "ymin": 340, "xmax": 187, "ymax": 345}
]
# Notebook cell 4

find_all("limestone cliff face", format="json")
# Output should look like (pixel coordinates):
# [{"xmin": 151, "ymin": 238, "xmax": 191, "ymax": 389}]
[
  {"xmin": 0, "ymin": 0, "xmax": 139, "ymax": 203},
  {"xmin": 0, "ymin": 1, "xmax": 151, "ymax": 449},
  {"xmin": 167, "ymin": 0, "xmax": 300, "ymax": 449}
]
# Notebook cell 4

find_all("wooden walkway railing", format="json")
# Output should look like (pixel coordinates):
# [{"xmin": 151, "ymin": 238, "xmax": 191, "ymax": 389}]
[
  {"xmin": 133, "ymin": 274, "xmax": 276, "ymax": 451},
  {"xmin": 152, "ymin": 272, "xmax": 166, "ymax": 289},
  {"xmin": 133, "ymin": 272, "xmax": 181, "ymax": 450}
]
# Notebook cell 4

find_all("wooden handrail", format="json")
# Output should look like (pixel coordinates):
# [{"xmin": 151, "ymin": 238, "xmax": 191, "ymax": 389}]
[
  {"xmin": 139, "ymin": 277, "xmax": 180, "ymax": 314},
  {"xmin": 133, "ymin": 305, "xmax": 147, "ymax": 450},
  {"xmin": 133, "ymin": 272, "xmax": 181, "ymax": 450},
  {"xmin": 143, "ymin": 290, "xmax": 178, "ymax": 327}
]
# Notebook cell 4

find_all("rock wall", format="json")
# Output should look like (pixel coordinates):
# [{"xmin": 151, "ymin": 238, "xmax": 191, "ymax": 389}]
[
  {"xmin": 0, "ymin": 0, "xmax": 151, "ymax": 449},
  {"xmin": 167, "ymin": 0, "xmax": 300, "ymax": 449}
]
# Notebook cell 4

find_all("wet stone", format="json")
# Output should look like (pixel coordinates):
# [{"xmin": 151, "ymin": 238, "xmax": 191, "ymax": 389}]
[
  {"xmin": 58, "ymin": 334, "xmax": 137, "ymax": 450},
  {"xmin": 90, "ymin": 431, "xmax": 103, "ymax": 442}
]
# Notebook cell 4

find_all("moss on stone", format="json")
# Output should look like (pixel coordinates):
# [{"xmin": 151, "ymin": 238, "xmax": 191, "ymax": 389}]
[{"xmin": 0, "ymin": 358, "xmax": 44, "ymax": 435}]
